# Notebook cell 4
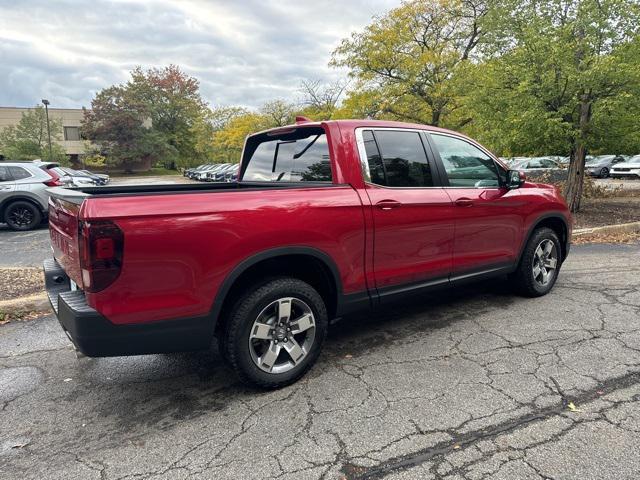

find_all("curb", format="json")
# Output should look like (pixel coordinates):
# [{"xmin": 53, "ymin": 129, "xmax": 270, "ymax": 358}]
[
  {"xmin": 0, "ymin": 293, "xmax": 51, "ymax": 313},
  {"xmin": 573, "ymin": 221, "xmax": 640, "ymax": 237}
]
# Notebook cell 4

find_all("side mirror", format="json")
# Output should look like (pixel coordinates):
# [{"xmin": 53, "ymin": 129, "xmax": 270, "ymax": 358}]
[{"xmin": 507, "ymin": 170, "xmax": 526, "ymax": 189}]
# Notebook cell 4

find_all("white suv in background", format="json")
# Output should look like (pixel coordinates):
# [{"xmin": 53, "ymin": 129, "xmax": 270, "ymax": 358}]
[
  {"xmin": 0, "ymin": 162, "xmax": 63, "ymax": 230},
  {"xmin": 610, "ymin": 155, "xmax": 640, "ymax": 179}
]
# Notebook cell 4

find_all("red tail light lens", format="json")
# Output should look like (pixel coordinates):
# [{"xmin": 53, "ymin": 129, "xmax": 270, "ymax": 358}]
[
  {"xmin": 78, "ymin": 221, "xmax": 124, "ymax": 293},
  {"xmin": 44, "ymin": 170, "xmax": 64, "ymax": 187}
]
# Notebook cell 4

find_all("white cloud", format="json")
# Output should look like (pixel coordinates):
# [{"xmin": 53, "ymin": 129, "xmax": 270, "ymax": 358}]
[{"xmin": 0, "ymin": 0, "xmax": 399, "ymax": 109}]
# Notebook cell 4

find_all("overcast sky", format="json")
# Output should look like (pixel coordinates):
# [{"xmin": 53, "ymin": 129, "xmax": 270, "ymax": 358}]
[{"xmin": 0, "ymin": 0, "xmax": 400, "ymax": 110}]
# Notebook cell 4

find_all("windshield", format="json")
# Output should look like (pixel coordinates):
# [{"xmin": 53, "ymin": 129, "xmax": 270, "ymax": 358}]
[
  {"xmin": 628, "ymin": 155, "xmax": 640, "ymax": 164},
  {"xmin": 241, "ymin": 127, "xmax": 332, "ymax": 182}
]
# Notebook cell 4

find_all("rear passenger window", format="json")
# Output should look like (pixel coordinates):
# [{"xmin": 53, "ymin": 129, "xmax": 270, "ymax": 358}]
[
  {"xmin": 0, "ymin": 166, "xmax": 11, "ymax": 182},
  {"xmin": 431, "ymin": 134, "xmax": 500, "ymax": 188},
  {"xmin": 8, "ymin": 166, "xmax": 31, "ymax": 180},
  {"xmin": 362, "ymin": 130, "xmax": 434, "ymax": 187}
]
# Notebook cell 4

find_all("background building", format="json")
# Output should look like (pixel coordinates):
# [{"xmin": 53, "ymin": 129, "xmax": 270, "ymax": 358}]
[{"xmin": 0, "ymin": 106, "xmax": 86, "ymax": 163}]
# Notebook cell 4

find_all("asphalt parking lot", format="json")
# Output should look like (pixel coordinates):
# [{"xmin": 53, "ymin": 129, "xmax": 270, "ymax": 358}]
[{"xmin": 1, "ymin": 232, "xmax": 640, "ymax": 479}]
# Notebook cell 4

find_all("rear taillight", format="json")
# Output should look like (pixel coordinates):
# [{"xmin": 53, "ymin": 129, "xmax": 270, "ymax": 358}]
[
  {"xmin": 44, "ymin": 177, "xmax": 64, "ymax": 187},
  {"xmin": 44, "ymin": 170, "xmax": 64, "ymax": 187},
  {"xmin": 78, "ymin": 221, "xmax": 124, "ymax": 293}
]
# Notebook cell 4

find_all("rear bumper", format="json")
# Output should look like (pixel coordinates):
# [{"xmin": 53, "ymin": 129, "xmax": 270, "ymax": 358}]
[{"xmin": 43, "ymin": 258, "xmax": 214, "ymax": 357}]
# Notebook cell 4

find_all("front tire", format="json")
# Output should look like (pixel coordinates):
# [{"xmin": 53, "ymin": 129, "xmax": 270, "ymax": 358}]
[
  {"xmin": 220, "ymin": 278, "xmax": 328, "ymax": 389},
  {"xmin": 511, "ymin": 227, "xmax": 562, "ymax": 297},
  {"xmin": 600, "ymin": 167, "xmax": 609, "ymax": 178},
  {"xmin": 4, "ymin": 201, "xmax": 42, "ymax": 231}
]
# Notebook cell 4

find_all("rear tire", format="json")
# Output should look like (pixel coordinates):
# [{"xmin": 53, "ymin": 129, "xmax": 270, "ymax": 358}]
[
  {"xmin": 511, "ymin": 227, "xmax": 562, "ymax": 297},
  {"xmin": 220, "ymin": 278, "xmax": 328, "ymax": 389},
  {"xmin": 600, "ymin": 167, "xmax": 609, "ymax": 178},
  {"xmin": 4, "ymin": 201, "xmax": 42, "ymax": 231}
]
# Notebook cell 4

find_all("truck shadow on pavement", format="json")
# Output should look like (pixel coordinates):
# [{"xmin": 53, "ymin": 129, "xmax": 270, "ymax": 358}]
[{"xmin": 72, "ymin": 278, "xmax": 517, "ymax": 434}]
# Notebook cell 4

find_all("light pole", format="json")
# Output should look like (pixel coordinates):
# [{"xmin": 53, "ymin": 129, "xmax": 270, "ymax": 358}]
[{"xmin": 41, "ymin": 99, "xmax": 53, "ymax": 161}]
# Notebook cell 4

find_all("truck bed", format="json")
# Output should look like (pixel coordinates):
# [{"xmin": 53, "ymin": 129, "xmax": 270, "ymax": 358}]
[{"xmin": 47, "ymin": 181, "xmax": 336, "ymax": 203}]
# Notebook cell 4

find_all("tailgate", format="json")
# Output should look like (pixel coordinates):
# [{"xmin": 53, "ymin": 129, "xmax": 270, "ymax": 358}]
[{"xmin": 48, "ymin": 188, "xmax": 88, "ymax": 288}]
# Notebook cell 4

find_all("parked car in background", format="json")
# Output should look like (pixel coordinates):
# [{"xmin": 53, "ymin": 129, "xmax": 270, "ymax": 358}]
[
  {"xmin": 194, "ymin": 164, "xmax": 220, "ymax": 181},
  {"xmin": 224, "ymin": 165, "xmax": 239, "ymax": 182},
  {"xmin": 203, "ymin": 163, "xmax": 230, "ymax": 181},
  {"xmin": 0, "ymin": 161, "xmax": 63, "ymax": 230},
  {"xmin": 511, "ymin": 157, "xmax": 564, "ymax": 173},
  {"xmin": 78, "ymin": 170, "xmax": 109, "ymax": 185},
  {"xmin": 185, "ymin": 165, "xmax": 207, "ymax": 178},
  {"xmin": 45, "ymin": 118, "xmax": 572, "ymax": 388},
  {"xmin": 610, "ymin": 155, "xmax": 640, "ymax": 179},
  {"xmin": 212, "ymin": 163, "xmax": 237, "ymax": 182},
  {"xmin": 185, "ymin": 164, "xmax": 210, "ymax": 179},
  {"xmin": 550, "ymin": 155, "xmax": 570, "ymax": 167},
  {"xmin": 585, "ymin": 155, "xmax": 626, "ymax": 178},
  {"xmin": 50, "ymin": 167, "xmax": 105, "ymax": 187},
  {"xmin": 501, "ymin": 156, "xmax": 530, "ymax": 167}
]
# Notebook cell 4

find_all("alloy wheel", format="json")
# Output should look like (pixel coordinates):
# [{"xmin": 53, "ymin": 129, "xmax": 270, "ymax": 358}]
[
  {"xmin": 532, "ymin": 239, "xmax": 558, "ymax": 287},
  {"xmin": 8, "ymin": 206, "xmax": 35, "ymax": 228},
  {"xmin": 248, "ymin": 297, "xmax": 316, "ymax": 374}
]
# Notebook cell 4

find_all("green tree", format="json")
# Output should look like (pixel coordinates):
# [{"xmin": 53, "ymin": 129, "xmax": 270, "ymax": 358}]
[
  {"xmin": 81, "ymin": 85, "xmax": 172, "ymax": 172},
  {"xmin": 0, "ymin": 106, "xmax": 68, "ymax": 164},
  {"xmin": 465, "ymin": 0, "xmax": 640, "ymax": 211},
  {"xmin": 332, "ymin": 0, "xmax": 491, "ymax": 127},
  {"xmin": 127, "ymin": 65, "xmax": 211, "ymax": 169}
]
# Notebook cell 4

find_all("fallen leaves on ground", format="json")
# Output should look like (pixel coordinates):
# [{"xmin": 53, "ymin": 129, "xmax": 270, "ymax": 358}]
[
  {"xmin": 567, "ymin": 402, "xmax": 582, "ymax": 413},
  {"xmin": 572, "ymin": 232, "xmax": 640, "ymax": 244},
  {"xmin": 574, "ymin": 197, "xmax": 640, "ymax": 229},
  {"xmin": 0, "ymin": 267, "xmax": 44, "ymax": 302},
  {"xmin": 0, "ymin": 309, "xmax": 50, "ymax": 325}
]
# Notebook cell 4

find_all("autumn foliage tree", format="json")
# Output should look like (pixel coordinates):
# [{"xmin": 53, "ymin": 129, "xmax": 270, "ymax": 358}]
[
  {"xmin": 82, "ymin": 65, "xmax": 214, "ymax": 171},
  {"xmin": 332, "ymin": 0, "xmax": 490, "ymax": 127}
]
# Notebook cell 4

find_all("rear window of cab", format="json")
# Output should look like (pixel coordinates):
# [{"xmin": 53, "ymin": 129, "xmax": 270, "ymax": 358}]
[{"xmin": 241, "ymin": 127, "xmax": 332, "ymax": 182}]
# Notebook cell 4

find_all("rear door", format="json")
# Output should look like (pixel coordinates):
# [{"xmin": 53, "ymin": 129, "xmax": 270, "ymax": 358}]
[
  {"xmin": 426, "ymin": 132, "xmax": 522, "ymax": 277},
  {"xmin": 357, "ymin": 128, "xmax": 455, "ymax": 298},
  {"xmin": 0, "ymin": 165, "xmax": 16, "ymax": 195}
]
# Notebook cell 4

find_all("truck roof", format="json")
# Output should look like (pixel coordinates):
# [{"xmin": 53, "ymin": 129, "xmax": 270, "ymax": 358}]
[
  {"xmin": 252, "ymin": 118, "xmax": 483, "ymax": 150},
  {"xmin": 255, "ymin": 118, "xmax": 467, "ymax": 136}
]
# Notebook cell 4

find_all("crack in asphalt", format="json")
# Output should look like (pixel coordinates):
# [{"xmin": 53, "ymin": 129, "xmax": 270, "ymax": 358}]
[{"xmin": 343, "ymin": 370, "xmax": 640, "ymax": 479}]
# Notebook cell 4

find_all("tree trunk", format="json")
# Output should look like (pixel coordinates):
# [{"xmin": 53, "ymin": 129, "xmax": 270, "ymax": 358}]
[
  {"xmin": 564, "ymin": 97, "xmax": 592, "ymax": 213},
  {"xmin": 431, "ymin": 108, "xmax": 441, "ymax": 127}
]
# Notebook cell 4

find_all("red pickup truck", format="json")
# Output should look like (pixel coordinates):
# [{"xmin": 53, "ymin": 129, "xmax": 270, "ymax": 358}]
[{"xmin": 44, "ymin": 119, "xmax": 571, "ymax": 388}]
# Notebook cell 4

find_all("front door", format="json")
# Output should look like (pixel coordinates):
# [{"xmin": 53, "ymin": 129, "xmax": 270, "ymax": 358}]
[
  {"xmin": 358, "ymin": 128, "xmax": 455, "ymax": 297},
  {"xmin": 427, "ymin": 132, "xmax": 523, "ymax": 276}
]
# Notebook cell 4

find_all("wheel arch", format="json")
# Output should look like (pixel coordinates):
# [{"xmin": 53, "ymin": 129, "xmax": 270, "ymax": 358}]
[
  {"xmin": 0, "ymin": 195, "xmax": 47, "ymax": 220},
  {"xmin": 518, "ymin": 213, "xmax": 570, "ymax": 265},
  {"xmin": 211, "ymin": 247, "xmax": 344, "ymax": 335}
]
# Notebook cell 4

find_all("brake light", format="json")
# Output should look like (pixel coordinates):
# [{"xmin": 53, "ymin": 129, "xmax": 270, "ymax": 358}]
[
  {"xmin": 44, "ymin": 171, "xmax": 64, "ymax": 187},
  {"xmin": 78, "ymin": 221, "xmax": 124, "ymax": 293}
]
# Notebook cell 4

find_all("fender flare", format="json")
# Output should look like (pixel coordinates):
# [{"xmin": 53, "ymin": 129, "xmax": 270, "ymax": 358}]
[
  {"xmin": 209, "ymin": 246, "xmax": 344, "ymax": 328},
  {"xmin": 516, "ymin": 212, "xmax": 570, "ymax": 267}
]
